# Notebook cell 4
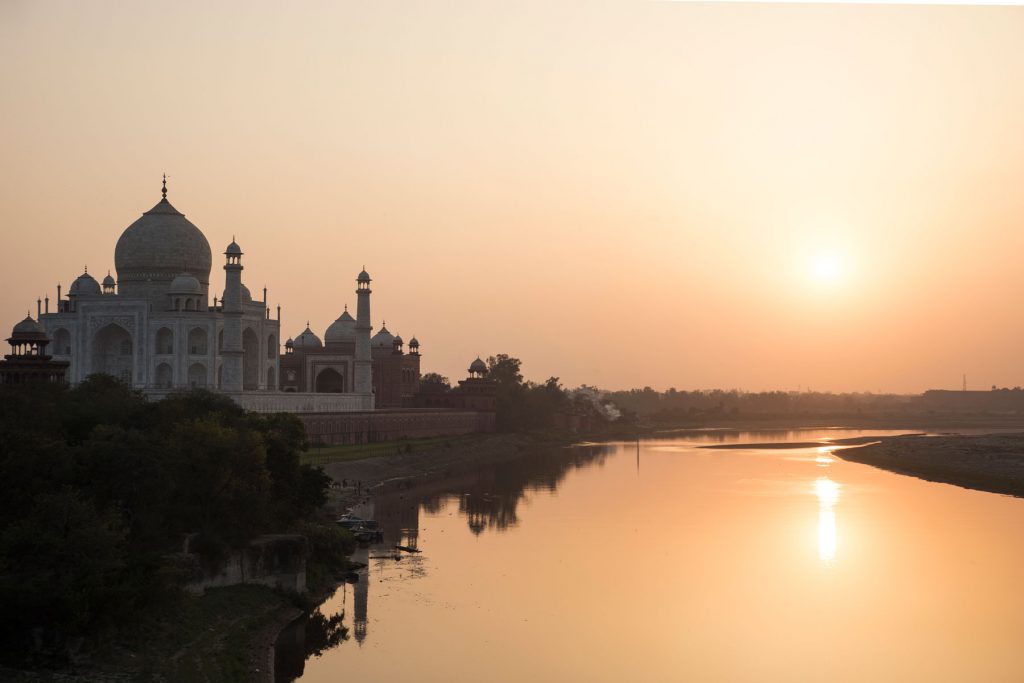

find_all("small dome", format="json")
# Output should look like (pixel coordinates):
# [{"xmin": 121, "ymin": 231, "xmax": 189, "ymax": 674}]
[
  {"xmin": 169, "ymin": 272, "xmax": 202, "ymax": 295},
  {"xmin": 325, "ymin": 309, "xmax": 356, "ymax": 344},
  {"xmin": 102, "ymin": 273, "xmax": 116, "ymax": 287},
  {"xmin": 394, "ymin": 335, "xmax": 404, "ymax": 345},
  {"xmin": 285, "ymin": 337, "xmax": 294, "ymax": 347},
  {"xmin": 225, "ymin": 240, "xmax": 242, "ymax": 256},
  {"xmin": 469, "ymin": 357, "xmax": 487, "ymax": 374},
  {"xmin": 371, "ymin": 325, "xmax": 394, "ymax": 348},
  {"xmin": 357, "ymin": 269, "xmax": 371, "ymax": 283},
  {"xmin": 293, "ymin": 326, "xmax": 322, "ymax": 349},
  {"xmin": 68, "ymin": 271, "xmax": 102, "ymax": 297},
  {"xmin": 409, "ymin": 336, "xmax": 420, "ymax": 348},
  {"xmin": 11, "ymin": 315, "xmax": 45, "ymax": 338}
]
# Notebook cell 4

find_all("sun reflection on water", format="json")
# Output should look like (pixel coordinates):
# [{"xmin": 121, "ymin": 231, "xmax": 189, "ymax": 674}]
[
  {"xmin": 815, "ymin": 477, "xmax": 840, "ymax": 563},
  {"xmin": 814, "ymin": 446, "xmax": 835, "ymax": 467}
]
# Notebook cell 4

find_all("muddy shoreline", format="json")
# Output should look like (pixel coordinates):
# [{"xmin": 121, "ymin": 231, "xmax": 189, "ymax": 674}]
[
  {"xmin": 320, "ymin": 432, "xmax": 576, "ymax": 515},
  {"xmin": 835, "ymin": 432, "xmax": 1024, "ymax": 499}
]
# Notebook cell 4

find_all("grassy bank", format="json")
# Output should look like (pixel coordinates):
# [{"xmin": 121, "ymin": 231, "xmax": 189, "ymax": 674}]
[{"xmin": 302, "ymin": 434, "xmax": 482, "ymax": 466}]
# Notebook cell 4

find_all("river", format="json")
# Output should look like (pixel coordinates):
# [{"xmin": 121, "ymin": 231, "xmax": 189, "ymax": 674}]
[{"xmin": 276, "ymin": 428, "xmax": 1024, "ymax": 682}]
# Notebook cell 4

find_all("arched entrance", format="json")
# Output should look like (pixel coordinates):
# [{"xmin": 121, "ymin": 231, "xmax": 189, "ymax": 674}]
[
  {"xmin": 155, "ymin": 328, "xmax": 173, "ymax": 355},
  {"xmin": 188, "ymin": 362, "xmax": 207, "ymax": 387},
  {"xmin": 155, "ymin": 362, "xmax": 172, "ymax": 388},
  {"xmin": 315, "ymin": 368, "xmax": 345, "ymax": 393},
  {"xmin": 189, "ymin": 327, "xmax": 208, "ymax": 355},
  {"xmin": 92, "ymin": 323, "xmax": 133, "ymax": 385}
]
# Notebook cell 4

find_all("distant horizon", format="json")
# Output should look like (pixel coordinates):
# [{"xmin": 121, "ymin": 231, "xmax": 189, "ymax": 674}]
[{"xmin": 3, "ymin": 1, "xmax": 1023, "ymax": 393}]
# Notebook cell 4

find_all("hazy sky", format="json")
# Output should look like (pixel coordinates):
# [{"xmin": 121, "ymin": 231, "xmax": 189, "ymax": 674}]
[{"xmin": 2, "ymin": 1, "xmax": 1023, "ymax": 392}]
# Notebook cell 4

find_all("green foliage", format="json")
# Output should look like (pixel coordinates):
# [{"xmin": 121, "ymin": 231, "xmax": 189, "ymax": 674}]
[
  {"xmin": 485, "ymin": 354, "xmax": 523, "ymax": 387},
  {"xmin": 298, "ymin": 522, "xmax": 356, "ymax": 590},
  {"xmin": 419, "ymin": 372, "xmax": 451, "ymax": 392},
  {"xmin": 61, "ymin": 374, "xmax": 147, "ymax": 445},
  {"xmin": 483, "ymin": 355, "xmax": 571, "ymax": 432},
  {"xmin": 0, "ymin": 488, "xmax": 125, "ymax": 639},
  {"xmin": 0, "ymin": 378, "xmax": 338, "ymax": 666}
]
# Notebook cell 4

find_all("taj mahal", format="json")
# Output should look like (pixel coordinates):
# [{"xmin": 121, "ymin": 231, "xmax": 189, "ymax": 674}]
[{"xmin": 9, "ymin": 178, "xmax": 475, "ymax": 420}]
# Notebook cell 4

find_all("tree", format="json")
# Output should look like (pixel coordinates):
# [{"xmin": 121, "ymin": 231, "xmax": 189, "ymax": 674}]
[
  {"xmin": 419, "ymin": 372, "xmax": 450, "ymax": 392},
  {"xmin": 486, "ymin": 354, "xmax": 523, "ymax": 387}
]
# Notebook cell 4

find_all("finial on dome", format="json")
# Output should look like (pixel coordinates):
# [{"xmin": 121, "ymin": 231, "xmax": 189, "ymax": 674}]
[
  {"xmin": 344, "ymin": 304, "xmax": 348, "ymax": 311},
  {"xmin": 162, "ymin": 174, "xmax": 167, "ymax": 199},
  {"xmin": 84, "ymin": 265, "xmax": 87, "ymax": 273}
]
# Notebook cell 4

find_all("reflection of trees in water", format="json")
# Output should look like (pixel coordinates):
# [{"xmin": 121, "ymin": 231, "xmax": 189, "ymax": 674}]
[
  {"xmin": 273, "ymin": 608, "xmax": 348, "ymax": 682},
  {"xmin": 277, "ymin": 443, "xmax": 614, "ymax": 678},
  {"xmin": 305, "ymin": 610, "xmax": 348, "ymax": 657},
  {"xmin": 424, "ymin": 444, "xmax": 614, "ymax": 535}
]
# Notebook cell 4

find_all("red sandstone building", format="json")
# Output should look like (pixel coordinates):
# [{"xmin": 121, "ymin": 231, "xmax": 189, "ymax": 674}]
[
  {"xmin": 0, "ymin": 316, "xmax": 69, "ymax": 385},
  {"xmin": 278, "ymin": 314, "xmax": 421, "ymax": 408}
]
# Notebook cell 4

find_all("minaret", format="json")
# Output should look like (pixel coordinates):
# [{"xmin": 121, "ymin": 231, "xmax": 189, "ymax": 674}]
[
  {"xmin": 354, "ymin": 268, "xmax": 373, "ymax": 398},
  {"xmin": 221, "ymin": 238, "xmax": 244, "ymax": 392}
]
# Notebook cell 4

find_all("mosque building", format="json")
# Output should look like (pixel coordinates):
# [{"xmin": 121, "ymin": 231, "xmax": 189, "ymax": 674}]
[{"xmin": 279, "ymin": 290, "xmax": 422, "ymax": 407}]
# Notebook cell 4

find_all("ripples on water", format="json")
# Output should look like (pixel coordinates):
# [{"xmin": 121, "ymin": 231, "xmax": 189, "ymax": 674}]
[{"xmin": 279, "ymin": 429, "xmax": 1024, "ymax": 683}]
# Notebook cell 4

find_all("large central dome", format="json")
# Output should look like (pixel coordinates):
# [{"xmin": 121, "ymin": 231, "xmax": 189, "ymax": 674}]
[{"xmin": 114, "ymin": 196, "xmax": 212, "ymax": 293}]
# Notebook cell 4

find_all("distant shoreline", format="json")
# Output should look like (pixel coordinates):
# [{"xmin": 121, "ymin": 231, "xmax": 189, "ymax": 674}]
[{"xmin": 643, "ymin": 413, "xmax": 1024, "ymax": 434}]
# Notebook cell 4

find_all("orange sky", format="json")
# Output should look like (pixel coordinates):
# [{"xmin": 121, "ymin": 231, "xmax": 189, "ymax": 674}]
[{"xmin": 2, "ymin": 1, "xmax": 1023, "ymax": 392}]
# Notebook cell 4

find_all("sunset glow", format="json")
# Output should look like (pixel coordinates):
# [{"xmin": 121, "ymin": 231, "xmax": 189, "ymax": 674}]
[
  {"xmin": 2, "ymin": 3, "xmax": 1024, "ymax": 392},
  {"xmin": 5, "ymin": 4, "xmax": 1024, "ymax": 680},
  {"xmin": 812, "ymin": 252, "xmax": 843, "ymax": 284}
]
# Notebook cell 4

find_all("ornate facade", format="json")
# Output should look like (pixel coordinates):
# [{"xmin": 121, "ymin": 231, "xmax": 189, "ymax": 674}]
[{"xmin": 35, "ymin": 180, "xmax": 282, "ymax": 395}]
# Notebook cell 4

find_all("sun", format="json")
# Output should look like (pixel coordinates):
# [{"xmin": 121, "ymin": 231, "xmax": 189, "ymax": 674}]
[{"xmin": 812, "ymin": 252, "xmax": 842, "ymax": 283}]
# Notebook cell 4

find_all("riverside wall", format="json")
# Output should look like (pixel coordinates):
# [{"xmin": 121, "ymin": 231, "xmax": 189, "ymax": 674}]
[{"xmin": 298, "ymin": 408, "xmax": 495, "ymax": 445}]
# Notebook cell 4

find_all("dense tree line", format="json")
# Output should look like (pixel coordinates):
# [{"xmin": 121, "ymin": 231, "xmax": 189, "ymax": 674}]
[
  {"xmin": 484, "ymin": 355, "xmax": 618, "ymax": 432},
  {"xmin": 0, "ymin": 375, "xmax": 349, "ymax": 665},
  {"xmin": 607, "ymin": 387, "xmax": 918, "ymax": 421}
]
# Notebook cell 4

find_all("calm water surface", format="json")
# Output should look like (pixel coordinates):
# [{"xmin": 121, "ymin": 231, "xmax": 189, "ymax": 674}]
[{"xmin": 280, "ymin": 429, "xmax": 1024, "ymax": 682}]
